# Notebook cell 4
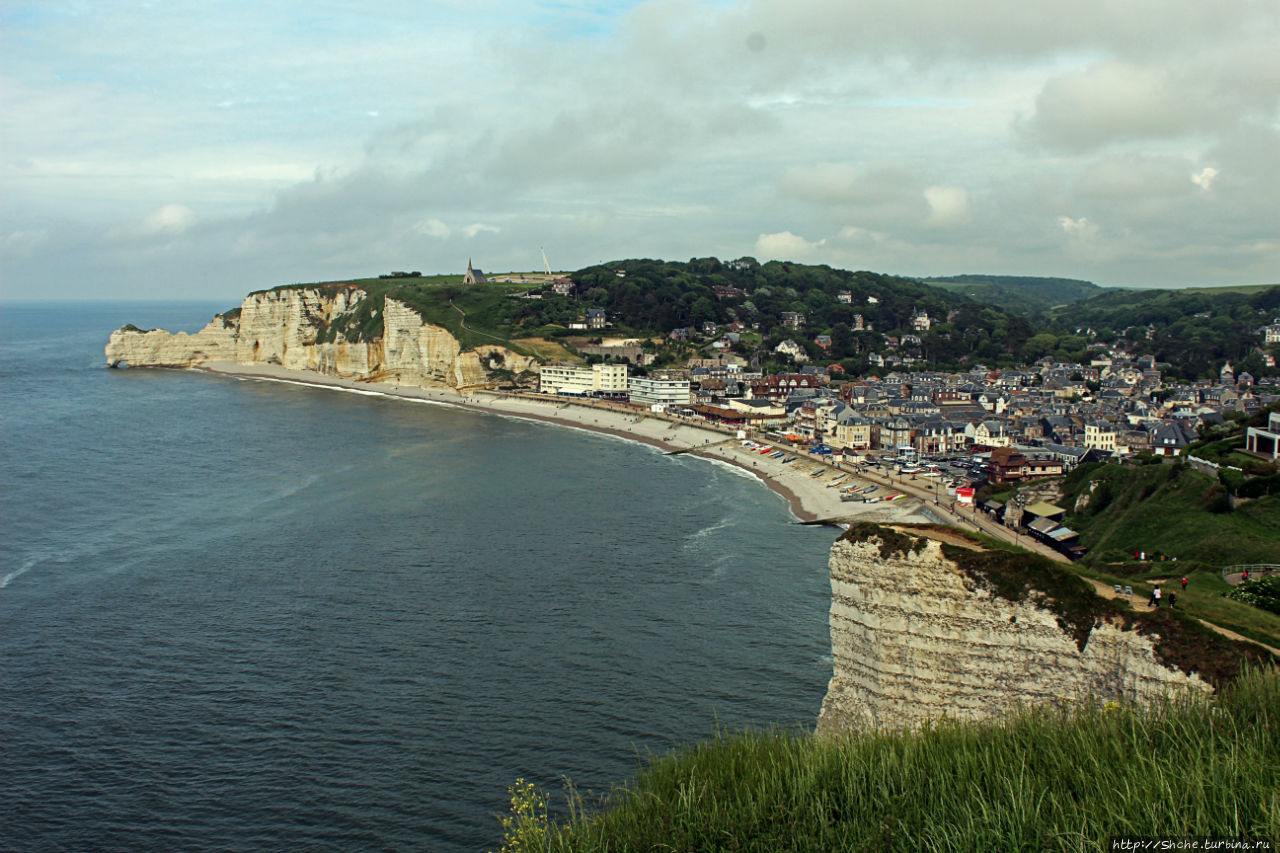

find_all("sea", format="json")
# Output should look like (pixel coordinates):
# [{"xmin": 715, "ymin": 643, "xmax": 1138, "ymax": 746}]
[{"xmin": 0, "ymin": 302, "xmax": 837, "ymax": 852}]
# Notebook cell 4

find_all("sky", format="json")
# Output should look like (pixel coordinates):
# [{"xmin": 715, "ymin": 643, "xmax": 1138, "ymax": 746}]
[{"xmin": 2, "ymin": 0, "xmax": 1278, "ymax": 302}]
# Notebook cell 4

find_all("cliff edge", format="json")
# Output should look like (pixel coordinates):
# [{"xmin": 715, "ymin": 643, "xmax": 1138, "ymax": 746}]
[
  {"xmin": 817, "ymin": 523, "xmax": 1268, "ymax": 734},
  {"xmin": 105, "ymin": 286, "xmax": 536, "ymax": 389}
]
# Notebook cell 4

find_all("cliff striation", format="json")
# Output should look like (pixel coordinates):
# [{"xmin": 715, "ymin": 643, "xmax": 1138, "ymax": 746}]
[
  {"xmin": 105, "ymin": 287, "xmax": 536, "ymax": 389},
  {"xmin": 816, "ymin": 524, "xmax": 1239, "ymax": 734}
]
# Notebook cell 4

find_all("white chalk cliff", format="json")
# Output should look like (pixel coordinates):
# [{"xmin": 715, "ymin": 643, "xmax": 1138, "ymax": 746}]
[
  {"xmin": 817, "ymin": 526, "xmax": 1213, "ymax": 734},
  {"xmin": 105, "ymin": 287, "xmax": 537, "ymax": 389}
]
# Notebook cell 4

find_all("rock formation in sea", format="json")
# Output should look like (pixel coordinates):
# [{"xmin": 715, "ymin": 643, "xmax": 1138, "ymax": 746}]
[
  {"xmin": 104, "ymin": 286, "xmax": 536, "ymax": 389},
  {"xmin": 815, "ymin": 523, "xmax": 1263, "ymax": 734}
]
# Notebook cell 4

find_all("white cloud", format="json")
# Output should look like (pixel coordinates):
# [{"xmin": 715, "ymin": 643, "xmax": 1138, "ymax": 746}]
[
  {"xmin": 140, "ymin": 204, "xmax": 198, "ymax": 235},
  {"xmin": 414, "ymin": 219, "xmax": 451, "ymax": 238},
  {"xmin": 461, "ymin": 223, "xmax": 501, "ymax": 239},
  {"xmin": 0, "ymin": 229, "xmax": 49, "ymax": 257},
  {"xmin": 754, "ymin": 230, "xmax": 826, "ymax": 261},
  {"xmin": 1058, "ymin": 216, "xmax": 1099, "ymax": 239},
  {"xmin": 1192, "ymin": 167, "xmax": 1220, "ymax": 190},
  {"xmin": 923, "ymin": 186, "xmax": 971, "ymax": 228}
]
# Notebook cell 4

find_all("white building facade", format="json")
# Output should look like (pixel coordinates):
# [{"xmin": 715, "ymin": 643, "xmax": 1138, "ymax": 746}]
[
  {"xmin": 539, "ymin": 363, "xmax": 630, "ymax": 397},
  {"xmin": 628, "ymin": 376, "xmax": 692, "ymax": 409}
]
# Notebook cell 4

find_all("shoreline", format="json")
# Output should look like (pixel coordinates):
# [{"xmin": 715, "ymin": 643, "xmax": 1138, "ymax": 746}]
[{"xmin": 191, "ymin": 361, "xmax": 934, "ymax": 527}]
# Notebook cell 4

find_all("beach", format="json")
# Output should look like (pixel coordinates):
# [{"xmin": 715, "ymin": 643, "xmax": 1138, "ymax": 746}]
[{"xmin": 195, "ymin": 361, "xmax": 936, "ymax": 526}]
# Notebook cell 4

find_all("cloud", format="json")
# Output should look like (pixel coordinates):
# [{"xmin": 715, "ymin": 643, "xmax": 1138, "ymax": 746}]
[
  {"xmin": 3, "ymin": 0, "xmax": 1279, "ymax": 300},
  {"xmin": 414, "ymin": 218, "xmax": 451, "ymax": 239},
  {"xmin": 461, "ymin": 223, "xmax": 501, "ymax": 238},
  {"xmin": 1192, "ymin": 167, "xmax": 1219, "ymax": 190},
  {"xmin": 140, "ymin": 204, "xmax": 198, "ymax": 235},
  {"xmin": 754, "ymin": 230, "xmax": 826, "ymax": 261},
  {"xmin": 1058, "ymin": 216, "xmax": 1099, "ymax": 239},
  {"xmin": 923, "ymin": 186, "xmax": 971, "ymax": 228},
  {"xmin": 1022, "ymin": 63, "xmax": 1214, "ymax": 150},
  {"xmin": 0, "ymin": 229, "xmax": 49, "ymax": 257}
]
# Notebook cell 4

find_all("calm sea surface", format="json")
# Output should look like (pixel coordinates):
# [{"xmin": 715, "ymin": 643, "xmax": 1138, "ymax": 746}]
[{"xmin": 0, "ymin": 303, "xmax": 836, "ymax": 852}]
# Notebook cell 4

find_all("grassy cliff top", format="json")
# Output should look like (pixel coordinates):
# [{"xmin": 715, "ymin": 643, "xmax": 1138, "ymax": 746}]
[
  {"xmin": 246, "ymin": 276, "xmax": 540, "ymax": 355},
  {"xmin": 496, "ymin": 666, "xmax": 1280, "ymax": 851}
]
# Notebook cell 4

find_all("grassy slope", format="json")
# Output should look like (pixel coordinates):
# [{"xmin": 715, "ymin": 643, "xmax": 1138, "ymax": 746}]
[
  {"xmin": 1179, "ymin": 283, "xmax": 1280, "ymax": 294},
  {"xmin": 1074, "ymin": 563, "xmax": 1280, "ymax": 651},
  {"xmin": 1050, "ymin": 462, "xmax": 1280, "ymax": 648},
  {"xmin": 1061, "ymin": 462, "xmax": 1280, "ymax": 565},
  {"xmin": 500, "ymin": 669, "xmax": 1279, "ymax": 852}
]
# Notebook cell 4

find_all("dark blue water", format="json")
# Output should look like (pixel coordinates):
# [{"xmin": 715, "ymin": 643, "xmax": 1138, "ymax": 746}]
[{"xmin": 0, "ymin": 303, "xmax": 836, "ymax": 852}]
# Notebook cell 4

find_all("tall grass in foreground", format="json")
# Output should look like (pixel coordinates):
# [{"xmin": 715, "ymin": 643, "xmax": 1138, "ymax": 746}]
[{"xmin": 497, "ymin": 668, "xmax": 1279, "ymax": 852}]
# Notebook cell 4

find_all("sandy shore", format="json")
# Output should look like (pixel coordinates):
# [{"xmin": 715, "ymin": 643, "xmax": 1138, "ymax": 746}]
[{"xmin": 194, "ymin": 362, "xmax": 935, "ymax": 526}]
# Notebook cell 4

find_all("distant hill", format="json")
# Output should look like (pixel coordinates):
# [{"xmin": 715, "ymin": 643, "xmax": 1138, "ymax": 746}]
[
  {"xmin": 920, "ymin": 274, "xmax": 1103, "ymax": 316},
  {"xmin": 1049, "ymin": 284, "xmax": 1280, "ymax": 380}
]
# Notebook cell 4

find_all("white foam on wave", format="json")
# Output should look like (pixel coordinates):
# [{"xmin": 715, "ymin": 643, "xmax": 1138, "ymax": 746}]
[
  {"xmin": 228, "ymin": 373, "xmax": 466, "ymax": 411},
  {"xmin": 687, "ymin": 515, "xmax": 735, "ymax": 542},
  {"xmin": 1, "ymin": 554, "xmax": 42, "ymax": 589}
]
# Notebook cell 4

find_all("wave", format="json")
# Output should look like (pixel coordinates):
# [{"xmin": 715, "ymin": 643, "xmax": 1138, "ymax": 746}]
[
  {"xmin": 0, "ymin": 553, "xmax": 41, "ymax": 589},
  {"xmin": 687, "ymin": 515, "xmax": 735, "ymax": 542}
]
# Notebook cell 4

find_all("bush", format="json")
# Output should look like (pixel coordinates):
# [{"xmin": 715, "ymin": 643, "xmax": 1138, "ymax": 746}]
[
  {"xmin": 1219, "ymin": 467, "xmax": 1246, "ymax": 494},
  {"xmin": 1237, "ymin": 474, "xmax": 1280, "ymax": 499},
  {"xmin": 1230, "ymin": 574, "xmax": 1280, "ymax": 615},
  {"xmin": 1201, "ymin": 483, "xmax": 1232, "ymax": 514}
]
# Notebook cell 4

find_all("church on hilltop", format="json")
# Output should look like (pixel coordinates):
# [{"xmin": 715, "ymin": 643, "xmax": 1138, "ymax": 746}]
[{"xmin": 463, "ymin": 259, "xmax": 487, "ymax": 285}]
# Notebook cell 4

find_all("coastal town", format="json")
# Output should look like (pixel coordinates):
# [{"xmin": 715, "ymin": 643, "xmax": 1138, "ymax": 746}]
[
  {"xmin": 106, "ymin": 256, "xmax": 1280, "ymax": 568},
  {"xmin": 516, "ymin": 329, "xmax": 1280, "ymax": 548}
]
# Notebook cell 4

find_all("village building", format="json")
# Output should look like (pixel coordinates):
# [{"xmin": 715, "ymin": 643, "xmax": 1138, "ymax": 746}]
[
  {"xmin": 539, "ymin": 362, "xmax": 629, "ymax": 398},
  {"xmin": 462, "ymin": 259, "xmax": 487, "ymax": 284},
  {"xmin": 628, "ymin": 376, "xmax": 692, "ymax": 410},
  {"xmin": 1245, "ymin": 410, "xmax": 1280, "ymax": 459}
]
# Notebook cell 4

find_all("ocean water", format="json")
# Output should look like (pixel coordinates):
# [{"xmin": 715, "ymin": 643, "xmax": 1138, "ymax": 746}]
[{"xmin": 0, "ymin": 303, "xmax": 837, "ymax": 852}]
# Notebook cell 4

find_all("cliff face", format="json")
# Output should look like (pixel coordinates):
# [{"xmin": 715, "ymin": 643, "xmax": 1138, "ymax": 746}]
[
  {"xmin": 105, "ymin": 288, "xmax": 536, "ymax": 389},
  {"xmin": 817, "ymin": 527, "xmax": 1212, "ymax": 734}
]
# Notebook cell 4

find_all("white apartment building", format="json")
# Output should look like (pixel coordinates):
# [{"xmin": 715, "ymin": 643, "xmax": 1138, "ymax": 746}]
[
  {"xmin": 1084, "ymin": 420, "xmax": 1119, "ymax": 452},
  {"xmin": 1245, "ymin": 411, "xmax": 1280, "ymax": 459},
  {"xmin": 628, "ymin": 376, "xmax": 692, "ymax": 409},
  {"xmin": 539, "ymin": 362, "xmax": 629, "ymax": 397}
]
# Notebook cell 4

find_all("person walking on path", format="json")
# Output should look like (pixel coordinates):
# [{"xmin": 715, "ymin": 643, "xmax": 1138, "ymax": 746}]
[
  {"xmin": 1153, "ymin": 586, "xmax": 1162, "ymax": 608},
  {"xmin": 1169, "ymin": 592, "xmax": 1177, "ymax": 608},
  {"xmin": 1181, "ymin": 576, "xmax": 1188, "ymax": 590}
]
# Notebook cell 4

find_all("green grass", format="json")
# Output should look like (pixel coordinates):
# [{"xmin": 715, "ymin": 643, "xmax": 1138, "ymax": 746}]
[
  {"xmin": 395, "ymin": 283, "xmax": 533, "ymax": 355},
  {"xmin": 1179, "ymin": 283, "xmax": 1280, "ymax": 294},
  {"xmin": 1062, "ymin": 462, "xmax": 1280, "ymax": 565},
  {"xmin": 496, "ymin": 668, "xmax": 1280, "ymax": 852}
]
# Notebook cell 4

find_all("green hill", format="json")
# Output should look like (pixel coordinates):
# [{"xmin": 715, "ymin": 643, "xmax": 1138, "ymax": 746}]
[
  {"xmin": 1060, "ymin": 461, "xmax": 1280, "ymax": 566},
  {"xmin": 921, "ymin": 274, "xmax": 1103, "ymax": 316},
  {"xmin": 252, "ymin": 259, "xmax": 1043, "ymax": 371},
  {"xmin": 1048, "ymin": 284, "xmax": 1280, "ymax": 380}
]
